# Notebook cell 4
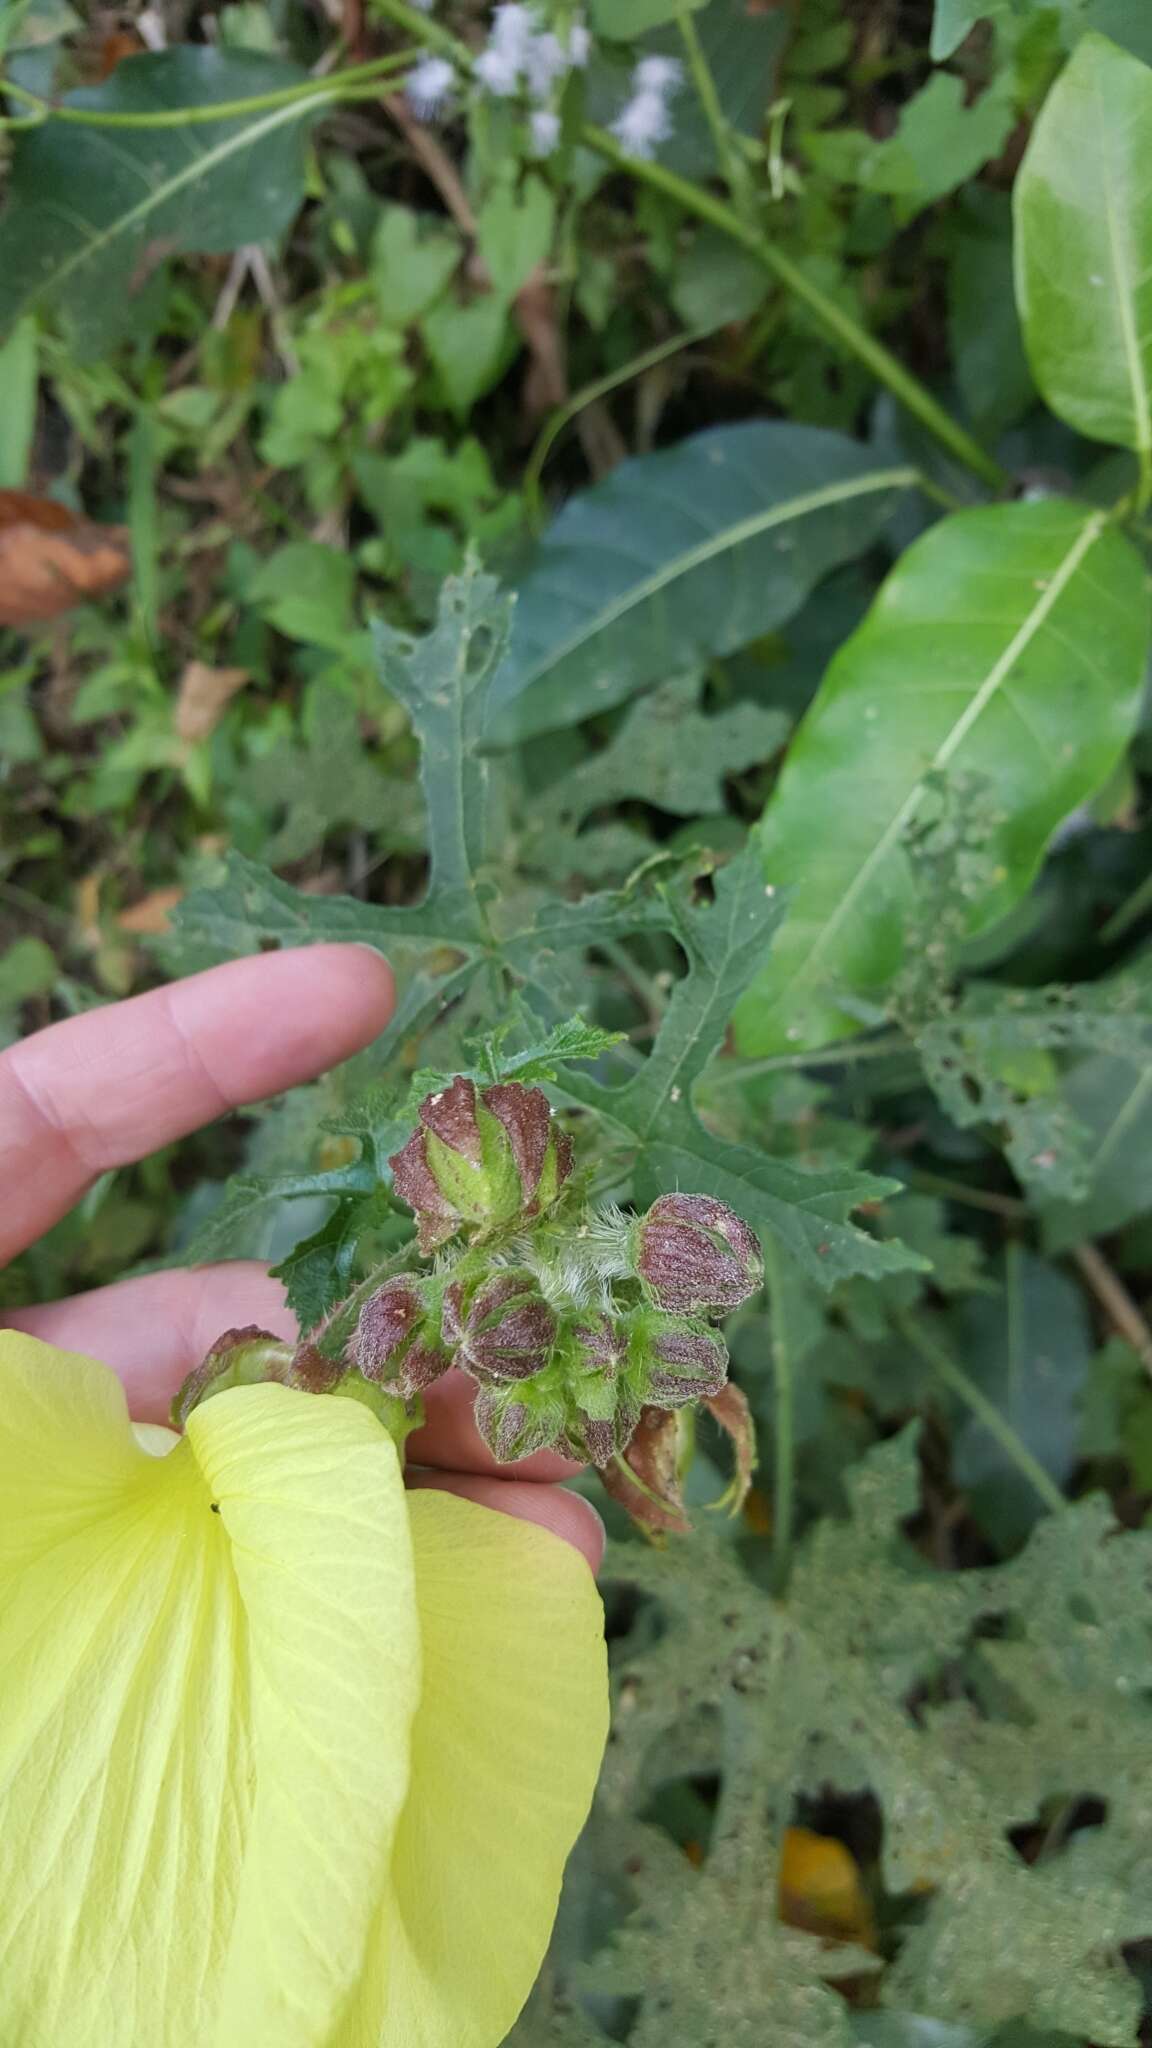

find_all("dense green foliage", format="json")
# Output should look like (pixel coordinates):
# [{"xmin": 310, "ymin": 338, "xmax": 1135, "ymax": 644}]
[{"xmin": 4, "ymin": 0, "xmax": 1152, "ymax": 2038}]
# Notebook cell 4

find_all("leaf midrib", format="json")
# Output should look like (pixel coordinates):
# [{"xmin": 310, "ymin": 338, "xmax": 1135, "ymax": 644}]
[
  {"xmin": 508, "ymin": 465, "xmax": 917, "ymax": 694},
  {"xmin": 1092, "ymin": 49, "xmax": 1152, "ymax": 455},
  {"xmin": 22, "ymin": 90, "xmax": 330, "ymax": 306},
  {"xmin": 763, "ymin": 509, "xmax": 1107, "ymax": 1015}
]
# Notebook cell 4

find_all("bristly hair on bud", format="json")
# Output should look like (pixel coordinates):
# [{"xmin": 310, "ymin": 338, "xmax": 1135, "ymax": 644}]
[
  {"xmin": 446, "ymin": 1269, "xmax": 558, "ymax": 1384},
  {"xmin": 625, "ymin": 1307, "xmax": 728, "ymax": 1406},
  {"xmin": 633, "ymin": 1193, "xmax": 763, "ymax": 1316}
]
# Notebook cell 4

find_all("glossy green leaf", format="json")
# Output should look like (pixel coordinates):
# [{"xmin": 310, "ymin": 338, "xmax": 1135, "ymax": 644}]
[
  {"xmin": 489, "ymin": 424, "xmax": 914, "ymax": 741},
  {"xmin": 735, "ymin": 501, "xmax": 1150, "ymax": 1055},
  {"xmin": 1015, "ymin": 32, "xmax": 1152, "ymax": 455},
  {"xmin": 0, "ymin": 49, "xmax": 316, "ymax": 355}
]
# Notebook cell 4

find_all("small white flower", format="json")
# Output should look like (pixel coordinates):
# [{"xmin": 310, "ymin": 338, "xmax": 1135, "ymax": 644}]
[
  {"xmin": 567, "ymin": 18, "xmax": 591, "ymax": 65},
  {"xmin": 526, "ymin": 28, "xmax": 570, "ymax": 96},
  {"xmin": 489, "ymin": 2, "xmax": 535, "ymax": 61},
  {"xmin": 475, "ymin": 43, "xmax": 522, "ymax": 93},
  {"xmin": 610, "ymin": 85, "xmax": 672, "ymax": 156},
  {"xmin": 634, "ymin": 54, "xmax": 682, "ymax": 93},
  {"xmin": 405, "ymin": 53, "xmax": 456, "ymax": 118},
  {"xmin": 530, "ymin": 106, "xmax": 561, "ymax": 154}
]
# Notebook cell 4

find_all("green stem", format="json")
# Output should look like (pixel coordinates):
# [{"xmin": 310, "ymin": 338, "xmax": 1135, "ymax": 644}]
[
  {"xmin": 584, "ymin": 124, "xmax": 1009, "ymax": 494},
  {"xmin": 903, "ymin": 1167, "xmax": 1029, "ymax": 1220},
  {"xmin": 897, "ymin": 1309, "xmax": 1065, "ymax": 1515},
  {"xmin": 0, "ymin": 48, "xmax": 418, "ymax": 128},
  {"xmin": 764, "ymin": 1240, "xmax": 796, "ymax": 1595},
  {"xmin": 677, "ymin": 6, "xmax": 752, "ymax": 214},
  {"xmin": 524, "ymin": 320, "xmax": 720, "ymax": 528},
  {"xmin": 370, "ymin": 0, "xmax": 1008, "ymax": 491},
  {"xmin": 706, "ymin": 1031, "xmax": 910, "ymax": 1087}
]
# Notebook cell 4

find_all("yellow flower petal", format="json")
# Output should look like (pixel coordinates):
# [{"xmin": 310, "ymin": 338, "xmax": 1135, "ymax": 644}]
[
  {"xmin": 344, "ymin": 1490, "xmax": 609, "ymax": 2048},
  {"xmin": 0, "ymin": 1334, "xmax": 420, "ymax": 2048}
]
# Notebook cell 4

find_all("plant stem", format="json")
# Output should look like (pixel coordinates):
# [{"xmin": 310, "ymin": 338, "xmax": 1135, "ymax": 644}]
[
  {"xmin": 524, "ymin": 320, "xmax": 720, "ymax": 527},
  {"xmin": 677, "ymin": 7, "xmax": 752, "ymax": 215},
  {"xmin": 1069, "ymin": 1241, "xmax": 1152, "ymax": 1383},
  {"xmin": 22, "ymin": 0, "xmax": 1010, "ymax": 496},
  {"xmin": 707, "ymin": 1031, "xmax": 910, "ymax": 1086},
  {"xmin": 371, "ymin": 0, "xmax": 1011, "ymax": 496},
  {"xmin": 584, "ymin": 125, "xmax": 1009, "ymax": 494},
  {"xmin": 0, "ymin": 50, "xmax": 417, "ymax": 128},
  {"xmin": 897, "ymin": 1309, "xmax": 1065, "ymax": 1514},
  {"xmin": 902, "ymin": 1167, "xmax": 1029, "ymax": 1220},
  {"xmin": 764, "ymin": 1240, "xmax": 796, "ymax": 1595}
]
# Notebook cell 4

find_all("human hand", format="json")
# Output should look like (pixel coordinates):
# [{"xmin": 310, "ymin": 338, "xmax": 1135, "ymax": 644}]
[{"xmin": 0, "ymin": 946, "xmax": 602, "ymax": 1567}]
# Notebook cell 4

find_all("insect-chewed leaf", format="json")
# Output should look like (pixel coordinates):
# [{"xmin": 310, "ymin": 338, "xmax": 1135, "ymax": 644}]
[
  {"xmin": 735, "ymin": 500, "xmax": 1151, "ymax": 1055},
  {"xmin": 0, "ymin": 491, "xmax": 130, "ymax": 626}
]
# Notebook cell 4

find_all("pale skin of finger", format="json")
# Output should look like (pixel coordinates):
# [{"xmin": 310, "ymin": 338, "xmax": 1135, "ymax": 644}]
[
  {"xmin": 4, "ymin": 1269, "xmax": 583, "ymax": 1480},
  {"xmin": 0, "ymin": 946, "xmax": 395, "ymax": 1262},
  {"xmin": 2, "ymin": 944, "xmax": 594, "ymax": 1548}
]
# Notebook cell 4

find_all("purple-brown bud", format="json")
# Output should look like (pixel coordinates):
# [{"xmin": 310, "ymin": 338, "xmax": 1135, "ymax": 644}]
[
  {"xmin": 388, "ymin": 1075, "xmax": 573, "ymax": 1253},
  {"xmin": 447, "ymin": 1268, "xmax": 558, "ymax": 1385},
  {"xmin": 171, "ymin": 1325, "xmax": 297, "ymax": 1429},
  {"xmin": 355, "ymin": 1276, "xmax": 450, "ymax": 1397},
  {"xmin": 633, "ymin": 1193, "xmax": 763, "ymax": 1315},
  {"xmin": 626, "ymin": 1307, "xmax": 729, "ymax": 1405}
]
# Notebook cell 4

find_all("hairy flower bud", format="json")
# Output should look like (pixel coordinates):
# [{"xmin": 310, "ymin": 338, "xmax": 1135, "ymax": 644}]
[
  {"xmin": 355, "ymin": 1276, "xmax": 450, "ymax": 1397},
  {"xmin": 389, "ymin": 1075, "xmax": 573, "ymax": 1253},
  {"xmin": 553, "ymin": 1313, "xmax": 637, "ymax": 1467},
  {"xmin": 171, "ymin": 1326, "xmax": 297, "ymax": 1429},
  {"xmin": 473, "ymin": 1379, "xmax": 566, "ymax": 1464},
  {"xmin": 626, "ymin": 1308, "xmax": 728, "ymax": 1406},
  {"xmin": 633, "ymin": 1193, "xmax": 763, "ymax": 1315},
  {"xmin": 447, "ymin": 1269, "xmax": 558, "ymax": 1385}
]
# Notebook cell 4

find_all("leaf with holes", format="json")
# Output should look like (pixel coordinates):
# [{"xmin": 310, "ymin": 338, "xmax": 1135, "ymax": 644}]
[{"xmin": 734, "ymin": 501, "xmax": 1150, "ymax": 1056}]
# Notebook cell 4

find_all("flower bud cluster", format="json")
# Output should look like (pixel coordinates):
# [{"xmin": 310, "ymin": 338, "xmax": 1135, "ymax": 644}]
[{"xmin": 351, "ymin": 1078, "xmax": 763, "ymax": 1468}]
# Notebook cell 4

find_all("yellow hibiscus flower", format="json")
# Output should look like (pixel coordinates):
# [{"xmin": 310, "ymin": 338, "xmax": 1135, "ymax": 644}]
[{"xmin": 0, "ymin": 1330, "xmax": 608, "ymax": 2048}]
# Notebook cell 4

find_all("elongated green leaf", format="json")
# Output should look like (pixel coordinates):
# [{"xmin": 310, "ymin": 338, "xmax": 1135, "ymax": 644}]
[
  {"xmin": 1015, "ymin": 32, "xmax": 1152, "ymax": 455},
  {"xmin": 489, "ymin": 424, "xmax": 914, "ymax": 741},
  {"xmin": 0, "ymin": 49, "xmax": 316, "ymax": 354},
  {"xmin": 735, "ymin": 501, "xmax": 1150, "ymax": 1056}
]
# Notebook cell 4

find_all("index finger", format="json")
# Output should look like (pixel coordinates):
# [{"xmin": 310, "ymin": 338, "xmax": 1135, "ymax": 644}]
[{"xmin": 0, "ymin": 946, "xmax": 394, "ymax": 1264}]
